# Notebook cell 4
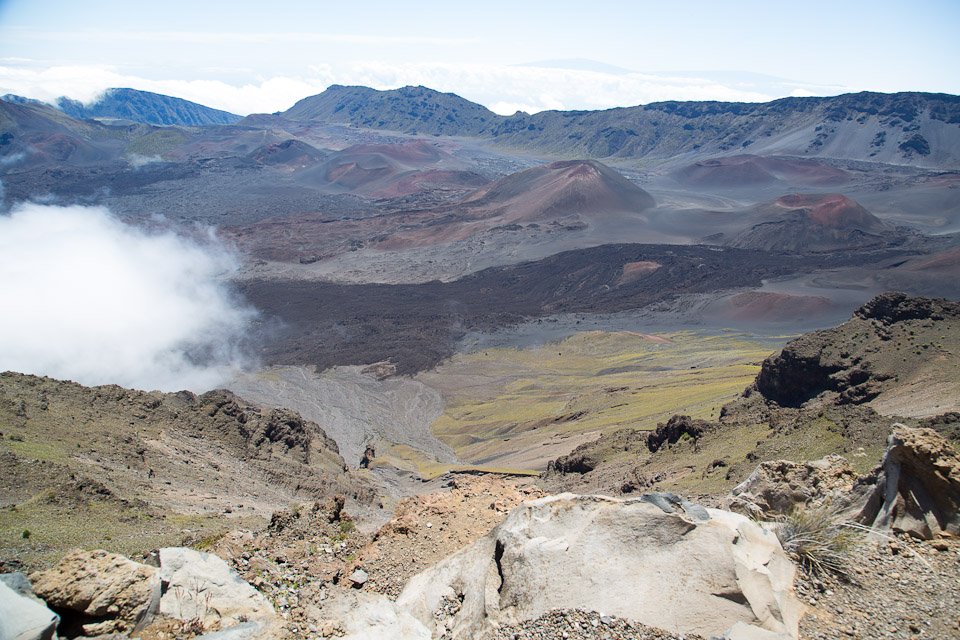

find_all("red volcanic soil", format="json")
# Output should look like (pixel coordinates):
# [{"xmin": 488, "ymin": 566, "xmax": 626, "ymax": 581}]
[
  {"xmin": 340, "ymin": 139, "xmax": 442, "ymax": 164},
  {"xmin": 675, "ymin": 155, "xmax": 849, "ymax": 188},
  {"xmin": 774, "ymin": 193, "xmax": 884, "ymax": 230},
  {"xmin": 248, "ymin": 139, "xmax": 325, "ymax": 168},
  {"xmin": 24, "ymin": 132, "xmax": 114, "ymax": 165},
  {"xmin": 370, "ymin": 169, "xmax": 488, "ymax": 199},
  {"xmin": 899, "ymin": 247, "xmax": 960, "ymax": 274},
  {"xmin": 617, "ymin": 260, "xmax": 661, "ymax": 285},
  {"xmin": 730, "ymin": 193, "xmax": 893, "ymax": 253},
  {"xmin": 375, "ymin": 159, "xmax": 656, "ymax": 249},
  {"xmin": 324, "ymin": 159, "xmax": 393, "ymax": 191},
  {"xmin": 461, "ymin": 159, "xmax": 655, "ymax": 223},
  {"xmin": 295, "ymin": 139, "xmax": 474, "ymax": 197},
  {"xmin": 716, "ymin": 291, "xmax": 834, "ymax": 323}
]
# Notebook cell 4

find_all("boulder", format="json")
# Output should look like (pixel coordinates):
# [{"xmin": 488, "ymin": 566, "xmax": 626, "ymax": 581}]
[
  {"xmin": 726, "ymin": 455, "xmax": 860, "ymax": 518},
  {"xmin": 0, "ymin": 579, "xmax": 59, "ymax": 640},
  {"xmin": 395, "ymin": 493, "xmax": 801, "ymax": 640},
  {"xmin": 858, "ymin": 426, "xmax": 960, "ymax": 539},
  {"xmin": 158, "ymin": 547, "xmax": 276, "ymax": 630},
  {"xmin": 29, "ymin": 549, "xmax": 159, "ymax": 637},
  {"xmin": 320, "ymin": 590, "xmax": 430, "ymax": 640},
  {"xmin": 195, "ymin": 621, "xmax": 275, "ymax": 640}
]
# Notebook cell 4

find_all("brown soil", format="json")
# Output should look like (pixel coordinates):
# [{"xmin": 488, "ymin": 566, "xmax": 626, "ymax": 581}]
[{"xmin": 350, "ymin": 475, "xmax": 543, "ymax": 597}]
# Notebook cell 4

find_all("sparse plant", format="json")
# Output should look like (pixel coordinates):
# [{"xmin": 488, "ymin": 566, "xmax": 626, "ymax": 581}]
[
  {"xmin": 20, "ymin": 529, "xmax": 30, "ymax": 539},
  {"xmin": 171, "ymin": 577, "xmax": 217, "ymax": 633},
  {"xmin": 773, "ymin": 502, "xmax": 860, "ymax": 577}
]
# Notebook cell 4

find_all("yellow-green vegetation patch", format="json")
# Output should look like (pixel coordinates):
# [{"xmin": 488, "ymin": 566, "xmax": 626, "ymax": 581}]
[
  {"xmin": 373, "ymin": 441, "xmax": 540, "ymax": 480},
  {"xmin": 653, "ymin": 421, "xmax": 773, "ymax": 495},
  {"xmin": 420, "ymin": 330, "xmax": 781, "ymax": 470},
  {"xmin": 0, "ymin": 436, "xmax": 68, "ymax": 463},
  {"xmin": 0, "ymin": 495, "xmax": 263, "ymax": 571}
]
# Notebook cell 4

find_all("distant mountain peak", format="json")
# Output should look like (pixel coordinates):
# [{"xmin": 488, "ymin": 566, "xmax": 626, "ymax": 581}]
[{"xmin": 55, "ymin": 88, "xmax": 242, "ymax": 127}]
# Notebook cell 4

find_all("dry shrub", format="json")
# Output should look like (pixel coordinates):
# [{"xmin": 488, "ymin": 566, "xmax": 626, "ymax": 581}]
[{"xmin": 774, "ymin": 503, "xmax": 860, "ymax": 577}]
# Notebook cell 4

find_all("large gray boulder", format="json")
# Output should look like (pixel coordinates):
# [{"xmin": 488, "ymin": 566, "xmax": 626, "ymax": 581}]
[
  {"xmin": 158, "ymin": 547, "xmax": 277, "ymax": 633},
  {"xmin": 859, "ymin": 426, "xmax": 960, "ymax": 539},
  {"xmin": 395, "ymin": 493, "xmax": 801, "ymax": 640},
  {"xmin": 0, "ymin": 579, "xmax": 59, "ymax": 640},
  {"xmin": 30, "ymin": 549, "xmax": 159, "ymax": 637}
]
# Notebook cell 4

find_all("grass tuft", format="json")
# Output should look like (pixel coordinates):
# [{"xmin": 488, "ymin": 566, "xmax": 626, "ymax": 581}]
[{"xmin": 774, "ymin": 502, "xmax": 860, "ymax": 577}]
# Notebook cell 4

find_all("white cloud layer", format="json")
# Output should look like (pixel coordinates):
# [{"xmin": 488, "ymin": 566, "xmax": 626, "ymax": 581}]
[
  {"xmin": 0, "ymin": 204, "xmax": 256, "ymax": 392},
  {"xmin": 0, "ymin": 60, "xmax": 848, "ymax": 117}
]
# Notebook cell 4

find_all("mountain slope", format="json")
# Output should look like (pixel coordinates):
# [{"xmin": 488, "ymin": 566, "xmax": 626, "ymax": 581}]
[
  {"xmin": 57, "ymin": 88, "xmax": 242, "ymax": 126},
  {"xmin": 728, "ymin": 193, "xmax": 902, "ymax": 253},
  {"xmin": 542, "ymin": 292, "xmax": 960, "ymax": 498},
  {"xmin": 283, "ymin": 85, "xmax": 497, "ymax": 136},
  {"xmin": 461, "ymin": 159, "xmax": 655, "ymax": 220},
  {"xmin": 0, "ymin": 371, "xmax": 373, "ymax": 568},
  {"xmin": 280, "ymin": 87, "xmax": 960, "ymax": 167},
  {"xmin": 0, "ymin": 98, "xmax": 124, "ymax": 166}
]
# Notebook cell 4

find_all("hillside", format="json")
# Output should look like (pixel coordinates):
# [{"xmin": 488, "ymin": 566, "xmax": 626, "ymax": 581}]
[
  {"xmin": 56, "ymin": 88, "xmax": 242, "ymax": 126},
  {"xmin": 673, "ymin": 154, "xmax": 851, "ymax": 188},
  {"xmin": 461, "ymin": 159, "xmax": 655, "ymax": 220},
  {"xmin": 283, "ymin": 84, "xmax": 497, "ymax": 136},
  {"xmin": 294, "ymin": 139, "xmax": 487, "ymax": 197},
  {"xmin": 280, "ymin": 87, "xmax": 960, "ymax": 167},
  {"xmin": 728, "ymin": 193, "xmax": 903, "ymax": 253},
  {"xmin": 543, "ymin": 292, "xmax": 960, "ymax": 497},
  {"xmin": 0, "ymin": 372, "xmax": 373, "ymax": 568}
]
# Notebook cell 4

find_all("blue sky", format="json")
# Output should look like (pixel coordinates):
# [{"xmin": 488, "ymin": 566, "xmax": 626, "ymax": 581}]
[{"xmin": 1, "ymin": 0, "xmax": 958, "ymax": 114}]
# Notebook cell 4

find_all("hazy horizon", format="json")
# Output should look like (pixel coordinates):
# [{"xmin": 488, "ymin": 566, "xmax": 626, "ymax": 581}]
[{"xmin": 1, "ymin": 0, "xmax": 958, "ymax": 116}]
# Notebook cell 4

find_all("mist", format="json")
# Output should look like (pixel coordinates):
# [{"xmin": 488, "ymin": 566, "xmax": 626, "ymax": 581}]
[{"xmin": 0, "ymin": 203, "xmax": 257, "ymax": 392}]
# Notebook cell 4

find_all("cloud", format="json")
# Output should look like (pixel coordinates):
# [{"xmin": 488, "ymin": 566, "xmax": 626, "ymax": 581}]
[
  {"xmin": 126, "ymin": 153, "xmax": 162, "ymax": 168},
  {"xmin": 0, "ymin": 60, "xmax": 849, "ymax": 117},
  {"xmin": 0, "ymin": 203, "xmax": 256, "ymax": 392}
]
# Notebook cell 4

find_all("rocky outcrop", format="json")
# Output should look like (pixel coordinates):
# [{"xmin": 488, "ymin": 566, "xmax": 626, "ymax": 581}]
[
  {"xmin": 726, "ymin": 455, "xmax": 861, "ymax": 518},
  {"xmin": 858, "ymin": 427, "xmax": 960, "ymax": 539},
  {"xmin": 29, "ymin": 549, "xmax": 159, "ymax": 637},
  {"xmin": 754, "ymin": 341, "xmax": 877, "ymax": 408},
  {"xmin": 646, "ymin": 414, "xmax": 714, "ymax": 452},
  {"xmin": 385, "ymin": 493, "xmax": 800, "ymax": 640},
  {"xmin": 158, "ymin": 547, "xmax": 277, "ymax": 631},
  {"xmin": 0, "ymin": 578, "xmax": 59, "ymax": 640},
  {"xmin": 853, "ymin": 291, "xmax": 957, "ymax": 325},
  {"xmin": 547, "ymin": 416, "xmax": 716, "ymax": 476},
  {"xmin": 754, "ymin": 292, "xmax": 960, "ymax": 408}
]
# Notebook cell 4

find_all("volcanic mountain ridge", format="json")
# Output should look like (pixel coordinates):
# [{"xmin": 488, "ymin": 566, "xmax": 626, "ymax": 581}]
[{"xmin": 279, "ymin": 86, "xmax": 960, "ymax": 166}]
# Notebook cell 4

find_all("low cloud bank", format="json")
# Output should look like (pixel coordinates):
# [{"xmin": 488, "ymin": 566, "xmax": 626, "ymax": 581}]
[
  {"xmin": 0, "ymin": 203, "xmax": 256, "ymax": 392},
  {"xmin": 0, "ymin": 61, "xmax": 848, "ymax": 117}
]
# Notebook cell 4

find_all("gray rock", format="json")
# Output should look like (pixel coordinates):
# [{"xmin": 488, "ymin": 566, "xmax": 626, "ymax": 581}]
[
  {"xmin": 158, "ymin": 547, "xmax": 276, "ymax": 630},
  {"xmin": 858, "ymin": 426, "xmax": 960, "ymax": 539},
  {"xmin": 196, "ymin": 621, "xmax": 267, "ymax": 640},
  {"xmin": 0, "ymin": 579, "xmax": 59, "ymax": 640},
  {"xmin": 396, "ymin": 493, "xmax": 802, "ymax": 639},
  {"xmin": 349, "ymin": 569, "xmax": 369, "ymax": 587},
  {"xmin": 0, "ymin": 573, "xmax": 39, "ymax": 600}
]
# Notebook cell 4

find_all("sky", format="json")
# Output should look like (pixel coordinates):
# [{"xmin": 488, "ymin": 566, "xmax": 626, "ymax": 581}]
[{"xmin": 0, "ymin": 0, "xmax": 958, "ymax": 115}]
